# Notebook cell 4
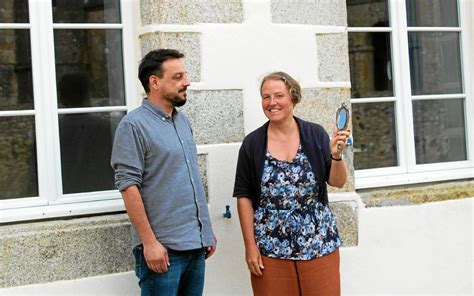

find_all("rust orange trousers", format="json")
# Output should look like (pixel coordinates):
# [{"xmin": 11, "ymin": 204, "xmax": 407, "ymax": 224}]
[{"xmin": 251, "ymin": 248, "xmax": 340, "ymax": 296}]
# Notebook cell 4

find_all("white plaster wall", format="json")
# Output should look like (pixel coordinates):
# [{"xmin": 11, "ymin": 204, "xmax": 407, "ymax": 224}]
[
  {"xmin": 199, "ymin": 143, "xmax": 250, "ymax": 295},
  {"xmin": 340, "ymin": 198, "xmax": 473, "ymax": 295},
  {"xmin": 2, "ymin": 198, "xmax": 472, "ymax": 295}
]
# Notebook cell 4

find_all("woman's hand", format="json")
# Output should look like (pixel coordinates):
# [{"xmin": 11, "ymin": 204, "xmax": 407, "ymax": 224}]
[
  {"xmin": 330, "ymin": 129, "xmax": 351, "ymax": 158},
  {"xmin": 245, "ymin": 243, "xmax": 264, "ymax": 277}
]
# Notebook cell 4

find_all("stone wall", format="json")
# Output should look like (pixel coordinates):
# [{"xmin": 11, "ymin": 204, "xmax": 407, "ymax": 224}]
[
  {"xmin": 140, "ymin": 0, "xmax": 243, "ymax": 25},
  {"xmin": 0, "ymin": 215, "xmax": 132, "ymax": 288}
]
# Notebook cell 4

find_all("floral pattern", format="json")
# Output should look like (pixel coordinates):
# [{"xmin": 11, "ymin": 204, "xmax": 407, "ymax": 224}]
[{"xmin": 254, "ymin": 145, "xmax": 341, "ymax": 260}]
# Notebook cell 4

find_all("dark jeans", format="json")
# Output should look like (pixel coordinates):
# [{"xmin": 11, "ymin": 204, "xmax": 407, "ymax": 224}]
[{"xmin": 133, "ymin": 245, "xmax": 206, "ymax": 296}]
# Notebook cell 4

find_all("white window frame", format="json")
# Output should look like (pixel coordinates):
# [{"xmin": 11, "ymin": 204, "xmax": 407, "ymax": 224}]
[
  {"xmin": 0, "ymin": 0, "xmax": 140, "ymax": 222},
  {"xmin": 349, "ymin": 0, "xmax": 474, "ymax": 189}
]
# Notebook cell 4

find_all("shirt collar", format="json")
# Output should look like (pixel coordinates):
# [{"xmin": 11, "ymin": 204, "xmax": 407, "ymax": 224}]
[{"xmin": 142, "ymin": 98, "xmax": 178, "ymax": 120}]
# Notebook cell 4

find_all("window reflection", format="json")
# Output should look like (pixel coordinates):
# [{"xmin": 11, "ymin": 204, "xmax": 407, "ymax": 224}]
[
  {"xmin": 0, "ymin": 0, "xmax": 29, "ymax": 23},
  {"xmin": 409, "ymin": 32, "xmax": 462, "ymax": 95},
  {"xmin": 53, "ymin": 0, "xmax": 121, "ymax": 23},
  {"xmin": 54, "ymin": 29, "xmax": 125, "ymax": 107},
  {"xmin": 413, "ymin": 99, "xmax": 466, "ymax": 164},
  {"xmin": 0, "ymin": 116, "xmax": 38, "ymax": 199},
  {"xmin": 59, "ymin": 111, "xmax": 125, "ymax": 194},
  {"xmin": 58, "ymin": 73, "xmax": 92, "ymax": 108},
  {"xmin": 347, "ymin": 0, "xmax": 389, "ymax": 27},
  {"xmin": 406, "ymin": 0, "xmax": 458, "ymax": 27},
  {"xmin": 0, "ymin": 29, "xmax": 34, "ymax": 111},
  {"xmin": 349, "ymin": 32, "xmax": 393, "ymax": 98},
  {"xmin": 352, "ymin": 102, "xmax": 398, "ymax": 169}
]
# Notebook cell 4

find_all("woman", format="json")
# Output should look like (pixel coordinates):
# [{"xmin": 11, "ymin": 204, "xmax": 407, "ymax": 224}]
[{"xmin": 233, "ymin": 72, "xmax": 350, "ymax": 295}]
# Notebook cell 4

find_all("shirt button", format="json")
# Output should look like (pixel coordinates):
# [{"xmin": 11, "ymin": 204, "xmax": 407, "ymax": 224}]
[
  {"xmin": 181, "ymin": 140, "xmax": 184, "ymax": 143},
  {"xmin": 162, "ymin": 117, "xmax": 165, "ymax": 121}
]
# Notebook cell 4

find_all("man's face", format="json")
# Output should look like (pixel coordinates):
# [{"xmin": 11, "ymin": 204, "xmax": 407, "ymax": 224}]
[{"xmin": 155, "ymin": 58, "xmax": 190, "ymax": 107}]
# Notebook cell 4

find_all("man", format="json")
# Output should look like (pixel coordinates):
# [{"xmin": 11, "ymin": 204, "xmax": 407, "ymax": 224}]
[{"xmin": 111, "ymin": 49, "xmax": 216, "ymax": 295}]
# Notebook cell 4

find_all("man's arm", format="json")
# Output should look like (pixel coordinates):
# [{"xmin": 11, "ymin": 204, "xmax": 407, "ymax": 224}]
[{"xmin": 121, "ymin": 185, "xmax": 170, "ymax": 273}]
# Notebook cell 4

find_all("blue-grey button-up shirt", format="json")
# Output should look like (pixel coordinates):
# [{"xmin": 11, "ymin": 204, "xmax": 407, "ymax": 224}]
[{"xmin": 111, "ymin": 99, "xmax": 215, "ymax": 251}]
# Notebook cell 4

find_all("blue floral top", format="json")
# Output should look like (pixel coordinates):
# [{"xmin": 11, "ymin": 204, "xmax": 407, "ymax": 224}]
[{"xmin": 254, "ymin": 145, "xmax": 341, "ymax": 260}]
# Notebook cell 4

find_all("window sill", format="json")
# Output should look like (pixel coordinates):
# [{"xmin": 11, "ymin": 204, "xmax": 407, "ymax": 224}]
[
  {"xmin": 0, "ymin": 198, "xmax": 125, "ymax": 223},
  {"xmin": 355, "ymin": 167, "xmax": 474, "ymax": 189}
]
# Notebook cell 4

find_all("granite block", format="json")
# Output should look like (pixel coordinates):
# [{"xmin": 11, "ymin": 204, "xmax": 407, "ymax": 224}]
[
  {"xmin": 140, "ymin": 32, "xmax": 201, "ymax": 82},
  {"xmin": 141, "ymin": 0, "xmax": 243, "ymax": 25},
  {"xmin": 330, "ymin": 200, "xmax": 358, "ymax": 247},
  {"xmin": 358, "ymin": 179, "xmax": 474, "ymax": 207},
  {"xmin": 0, "ymin": 215, "xmax": 132, "ymax": 288},
  {"xmin": 179, "ymin": 90, "xmax": 244, "ymax": 145},
  {"xmin": 295, "ymin": 88, "xmax": 351, "ymax": 132},
  {"xmin": 198, "ymin": 153, "xmax": 209, "ymax": 201},
  {"xmin": 271, "ymin": 0, "xmax": 347, "ymax": 26},
  {"xmin": 317, "ymin": 33, "xmax": 350, "ymax": 82}
]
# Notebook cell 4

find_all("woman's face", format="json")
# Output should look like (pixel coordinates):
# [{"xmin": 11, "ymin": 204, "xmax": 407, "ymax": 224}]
[{"xmin": 261, "ymin": 79, "xmax": 294, "ymax": 123}]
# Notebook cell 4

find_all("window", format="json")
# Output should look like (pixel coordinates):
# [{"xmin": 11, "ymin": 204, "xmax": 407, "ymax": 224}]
[
  {"xmin": 0, "ymin": 0, "xmax": 37, "ymax": 200},
  {"xmin": 0, "ymin": 0, "xmax": 137, "ymax": 222},
  {"xmin": 347, "ymin": 0, "xmax": 473, "ymax": 188}
]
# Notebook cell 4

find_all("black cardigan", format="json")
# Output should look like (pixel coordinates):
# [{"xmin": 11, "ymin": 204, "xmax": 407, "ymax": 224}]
[{"xmin": 232, "ymin": 117, "xmax": 332, "ymax": 209}]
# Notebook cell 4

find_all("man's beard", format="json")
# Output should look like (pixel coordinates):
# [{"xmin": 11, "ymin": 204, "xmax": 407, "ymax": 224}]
[{"xmin": 165, "ymin": 92, "xmax": 187, "ymax": 107}]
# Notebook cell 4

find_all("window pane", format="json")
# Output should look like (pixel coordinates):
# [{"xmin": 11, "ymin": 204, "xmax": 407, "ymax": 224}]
[
  {"xmin": 349, "ymin": 32, "xmax": 393, "ymax": 98},
  {"xmin": 54, "ymin": 29, "xmax": 125, "ymax": 108},
  {"xmin": 53, "ymin": 0, "xmax": 121, "ymax": 23},
  {"xmin": 347, "ymin": 0, "xmax": 389, "ymax": 27},
  {"xmin": 352, "ymin": 102, "xmax": 398, "ymax": 169},
  {"xmin": 59, "ymin": 111, "xmax": 125, "ymax": 194},
  {"xmin": 0, "ymin": 116, "xmax": 38, "ymax": 199},
  {"xmin": 413, "ymin": 99, "xmax": 466, "ymax": 164},
  {"xmin": 406, "ymin": 0, "xmax": 458, "ymax": 27},
  {"xmin": 0, "ymin": 0, "xmax": 29, "ymax": 23},
  {"xmin": 409, "ymin": 32, "xmax": 462, "ymax": 95},
  {"xmin": 0, "ymin": 29, "xmax": 34, "ymax": 110}
]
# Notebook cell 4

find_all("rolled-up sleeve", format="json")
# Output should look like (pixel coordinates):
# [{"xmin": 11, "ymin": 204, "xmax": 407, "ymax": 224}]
[{"xmin": 110, "ymin": 121, "xmax": 145, "ymax": 191}]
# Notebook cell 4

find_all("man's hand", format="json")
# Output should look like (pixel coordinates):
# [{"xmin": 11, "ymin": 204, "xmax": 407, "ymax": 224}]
[
  {"xmin": 143, "ymin": 240, "xmax": 170, "ymax": 273},
  {"xmin": 205, "ymin": 233, "xmax": 218, "ymax": 259}
]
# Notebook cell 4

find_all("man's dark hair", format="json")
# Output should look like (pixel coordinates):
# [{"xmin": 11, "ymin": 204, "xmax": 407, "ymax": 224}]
[{"xmin": 138, "ymin": 49, "xmax": 185, "ymax": 93}]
